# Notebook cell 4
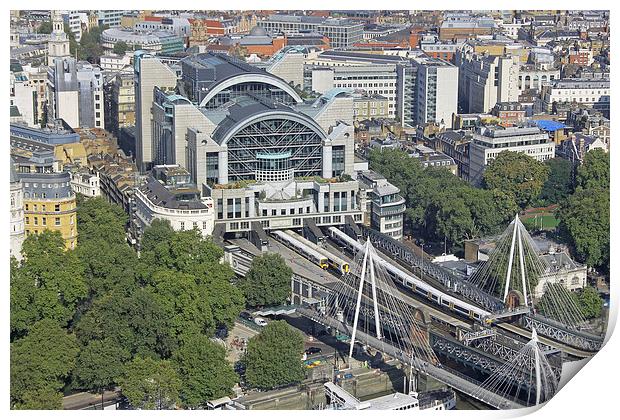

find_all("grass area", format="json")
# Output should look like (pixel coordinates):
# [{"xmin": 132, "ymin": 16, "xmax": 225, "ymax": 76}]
[{"xmin": 521, "ymin": 214, "xmax": 560, "ymax": 230}]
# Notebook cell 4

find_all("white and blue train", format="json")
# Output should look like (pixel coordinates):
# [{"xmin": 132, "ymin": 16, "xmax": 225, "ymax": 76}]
[{"xmin": 327, "ymin": 227, "xmax": 492, "ymax": 322}]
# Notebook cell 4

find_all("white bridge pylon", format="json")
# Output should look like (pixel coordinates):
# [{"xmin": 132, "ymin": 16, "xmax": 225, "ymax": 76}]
[
  {"xmin": 502, "ymin": 214, "xmax": 531, "ymax": 306},
  {"xmin": 349, "ymin": 240, "xmax": 382, "ymax": 358},
  {"xmin": 328, "ymin": 235, "xmax": 438, "ymax": 368}
]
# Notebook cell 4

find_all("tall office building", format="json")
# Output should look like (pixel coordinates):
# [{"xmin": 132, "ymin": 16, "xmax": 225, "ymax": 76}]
[
  {"xmin": 412, "ymin": 56, "xmax": 458, "ymax": 128},
  {"xmin": 47, "ymin": 58, "xmax": 105, "ymax": 129},
  {"xmin": 134, "ymin": 51, "xmax": 179, "ymax": 172},
  {"xmin": 456, "ymin": 51, "xmax": 520, "ymax": 113}
]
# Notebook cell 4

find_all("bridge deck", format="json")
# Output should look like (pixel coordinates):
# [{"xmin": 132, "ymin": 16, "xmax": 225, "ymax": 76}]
[{"xmin": 297, "ymin": 308, "xmax": 524, "ymax": 410}]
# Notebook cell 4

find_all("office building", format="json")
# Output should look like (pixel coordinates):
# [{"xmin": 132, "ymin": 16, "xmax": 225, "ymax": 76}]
[
  {"xmin": 413, "ymin": 56, "xmax": 458, "ymax": 128},
  {"xmin": 541, "ymin": 78, "xmax": 610, "ymax": 116},
  {"xmin": 357, "ymin": 170, "xmax": 405, "ymax": 239},
  {"xmin": 104, "ymin": 73, "xmax": 135, "ymax": 138},
  {"xmin": 101, "ymin": 28, "xmax": 185, "ymax": 55},
  {"xmin": 257, "ymin": 15, "xmax": 363, "ymax": 48},
  {"xmin": 47, "ymin": 58, "xmax": 106, "ymax": 129},
  {"xmin": 134, "ymin": 51, "xmax": 179, "ymax": 172},
  {"xmin": 456, "ymin": 51, "xmax": 520, "ymax": 113},
  {"xmin": 469, "ymin": 125, "xmax": 555, "ymax": 185}
]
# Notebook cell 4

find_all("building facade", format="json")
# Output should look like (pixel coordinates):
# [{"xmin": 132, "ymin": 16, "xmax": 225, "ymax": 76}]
[
  {"xmin": 20, "ymin": 171, "xmax": 78, "ymax": 250},
  {"xmin": 469, "ymin": 125, "xmax": 555, "ymax": 185}
]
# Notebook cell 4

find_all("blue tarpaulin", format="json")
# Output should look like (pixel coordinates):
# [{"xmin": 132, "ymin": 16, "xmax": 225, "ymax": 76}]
[{"xmin": 535, "ymin": 120, "xmax": 566, "ymax": 132}]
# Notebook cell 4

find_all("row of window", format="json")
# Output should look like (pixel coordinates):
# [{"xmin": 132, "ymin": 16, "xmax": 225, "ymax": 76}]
[
  {"xmin": 25, "ymin": 216, "xmax": 70, "ymax": 226},
  {"xmin": 178, "ymin": 221, "xmax": 209, "ymax": 231},
  {"xmin": 25, "ymin": 203, "xmax": 65, "ymax": 212}
]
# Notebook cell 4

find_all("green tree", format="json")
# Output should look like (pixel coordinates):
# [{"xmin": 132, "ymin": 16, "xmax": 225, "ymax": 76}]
[
  {"xmin": 483, "ymin": 151, "xmax": 549, "ymax": 209},
  {"xmin": 173, "ymin": 334, "xmax": 237, "ymax": 408},
  {"xmin": 113, "ymin": 41, "xmax": 128, "ymax": 55},
  {"xmin": 118, "ymin": 356, "xmax": 181, "ymax": 410},
  {"xmin": 576, "ymin": 148, "xmax": 609, "ymax": 190},
  {"xmin": 10, "ymin": 319, "xmax": 79, "ymax": 409},
  {"xmin": 37, "ymin": 21, "xmax": 53, "ymax": 33},
  {"xmin": 577, "ymin": 286, "xmax": 604, "ymax": 319},
  {"xmin": 74, "ymin": 289, "xmax": 177, "ymax": 360},
  {"xmin": 557, "ymin": 187, "xmax": 609, "ymax": 269},
  {"xmin": 241, "ymin": 253, "xmax": 292, "ymax": 308},
  {"xmin": 243, "ymin": 320, "xmax": 304, "ymax": 390},
  {"xmin": 539, "ymin": 158, "xmax": 574, "ymax": 205},
  {"xmin": 11, "ymin": 231, "xmax": 87, "ymax": 339},
  {"xmin": 148, "ymin": 269, "xmax": 215, "ymax": 338},
  {"xmin": 73, "ymin": 337, "xmax": 131, "ymax": 394},
  {"xmin": 76, "ymin": 197, "xmax": 138, "ymax": 297}
]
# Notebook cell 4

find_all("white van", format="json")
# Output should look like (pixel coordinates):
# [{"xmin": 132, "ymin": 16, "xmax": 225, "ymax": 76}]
[{"xmin": 254, "ymin": 317, "xmax": 268, "ymax": 327}]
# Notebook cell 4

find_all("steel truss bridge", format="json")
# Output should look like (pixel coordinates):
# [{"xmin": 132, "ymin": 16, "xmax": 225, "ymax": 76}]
[
  {"xmin": 298, "ymin": 307, "xmax": 523, "ymax": 410},
  {"xmin": 359, "ymin": 225, "xmax": 603, "ymax": 354}
]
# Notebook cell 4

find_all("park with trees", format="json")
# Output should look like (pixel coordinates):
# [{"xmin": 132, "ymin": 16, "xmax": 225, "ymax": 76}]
[{"xmin": 10, "ymin": 196, "xmax": 313, "ymax": 409}]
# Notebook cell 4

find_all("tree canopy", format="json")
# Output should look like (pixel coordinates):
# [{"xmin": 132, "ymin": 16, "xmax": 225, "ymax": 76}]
[
  {"xmin": 173, "ymin": 334, "xmax": 237, "ymax": 408},
  {"xmin": 483, "ymin": 151, "xmax": 549, "ymax": 209},
  {"xmin": 10, "ymin": 319, "xmax": 79, "ymax": 409},
  {"xmin": 576, "ymin": 148, "xmax": 609, "ymax": 190},
  {"xmin": 538, "ymin": 158, "xmax": 574, "ymax": 205},
  {"xmin": 113, "ymin": 41, "xmax": 128, "ymax": 55},
  {"xmin": 557, "ymin": 187, "xmax": 609, "ymax": 269},
  {"xmin": 577, "ymin": 286, "xmax": 604, "ymax": 319},
  {"xmin": 11, "ymin": 231, "xmax": 87, "ymax": 339},
  {"xmin": 118, "ymin": 356, "xmax": 181, "ymax": 410},
  {"xmin": 368, "ymin": 148, "xmax": 517, "ymax": 250},
  {"xmin": 243, "ymin": 320, "xmax": 305, "ymax": 390},
  {"xmin": 11, "ymin": 197, "xmax": 244, "ymax": 409},
  {"xmin": 240, "ymin": 253, "xmax": 292, "ymax": 308}
]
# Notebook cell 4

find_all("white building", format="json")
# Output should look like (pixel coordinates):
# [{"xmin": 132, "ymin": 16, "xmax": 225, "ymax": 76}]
[
  {"xmin": 456, "ymin": 51, "xmax": 520, "ymax": 113},
  {"xmin": 541, "ymin": 78, "xmax": 610, "ymax": 114},
  {"xmin": 413, "ymin": 56, "xmax": 458, "ymax": 128},
  {"xmin": 469, "ymin": 125, "xmax": 555, "ymax": 185},
  {"xmin": 535, "ymin": 252, "xmax": 587, "ymax": 299},
  {"xmin": 310, "ymin": 65, "xmax": 398, "ymax": 119},
  {"xmin": 100, "ymin": 54, "xmax": 132, "ymax": 72},
  {"xmin": 131, "ymin": 165, "xmax": 215, "ymax": 246},
  {"xmin": 10, "ymin": 161, "xmax": 25, "ymax": 260},
  {"xmin": 47, "ymin": 58, "xmax": 106, "ymax": 129},
  {"xmin": 10, "ymin": 73, "xmax": 37, "ymax": 127},
  {"xmin": 134, "ymin": 51, "xmax": 179, "ymax": 172},
  {"xmin": 70, "ymin": 169, "xmax": 101, "ymax": 197},
  {"xmin": 68, "ymin": 11, "xmax": 89, "ymax": 42},
  {"xmin": 518, "ymin": 65, "xmax": 560, "ymax": 93}
]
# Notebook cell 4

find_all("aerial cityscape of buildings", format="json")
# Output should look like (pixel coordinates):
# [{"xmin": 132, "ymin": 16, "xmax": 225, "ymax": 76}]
[{"xmin": 8, "ymin": 8, "xmax": 611, "ymax": 413}]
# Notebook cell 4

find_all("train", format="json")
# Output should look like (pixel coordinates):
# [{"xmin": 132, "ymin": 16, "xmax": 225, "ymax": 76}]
[
  {"xmin": 327, "ymin": 227, "xmax": 492, "ymax": 322},
  {"xmin": 272, "ymin": 230, "xmax": 329, "ymax": 270},
  {"xmin": 284, "ymin": 230, "xmax": 350, "ymax": 275}
]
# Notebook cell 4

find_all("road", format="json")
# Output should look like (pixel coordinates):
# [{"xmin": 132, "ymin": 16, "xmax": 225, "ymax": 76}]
[{"xmin": 62, "ymin": 390, "xmax": 120, "ymax": 410}]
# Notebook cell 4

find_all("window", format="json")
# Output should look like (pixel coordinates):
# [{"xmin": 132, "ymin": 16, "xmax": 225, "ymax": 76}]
[
  {"xmin": 55, "ymin": 217, "xmax": 60, "ymax": 226},
  {"xmin": 34, "ymin": 217, "xmax": 38, "ymax": 226},
  {"xmin": 203, "ymin": 221, "xmax": 207, "ymax": 230},
  {"xmin": 180, "ymin": 222, "xmax": 185, "ymax": 230},
  {"xmin": 55, "ymin": 204, "xmax": 60, "ymax": 212},
  {"xmin": 193, "ymin": 222, "xmax": 198, "ymax": 229},
  {"xmin": 42, "ymin": 217, "xmax": 46, "ymax": 226}
]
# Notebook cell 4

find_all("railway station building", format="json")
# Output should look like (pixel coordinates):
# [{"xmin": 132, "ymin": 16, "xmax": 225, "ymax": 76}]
[{"xmin": 136, "ymin": 52, "xmax": 404, "ymax": 238}]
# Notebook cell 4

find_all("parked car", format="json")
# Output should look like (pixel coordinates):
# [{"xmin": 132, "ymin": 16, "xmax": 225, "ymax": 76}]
[
  {"xmin": 254, "ymin": 317, "xmax": 268, "ymax": 327},
  {"xmin": 240, "ymin": 311, "xmax": 253, "ymax": 322},
  {"xmin": 305, "ymin": 346, "xmax": 322, "ymax": 355}
]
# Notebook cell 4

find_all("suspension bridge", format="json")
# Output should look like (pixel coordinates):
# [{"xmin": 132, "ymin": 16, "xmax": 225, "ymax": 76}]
[{"xmin": 225, "ymin": 215, "xmax": 603, "ymax": 409}]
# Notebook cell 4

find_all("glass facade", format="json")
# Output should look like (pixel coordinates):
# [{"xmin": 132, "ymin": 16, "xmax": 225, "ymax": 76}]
[{"xmin": 226, "ymin": 117, "xmax": 323, "ymax": 181}]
